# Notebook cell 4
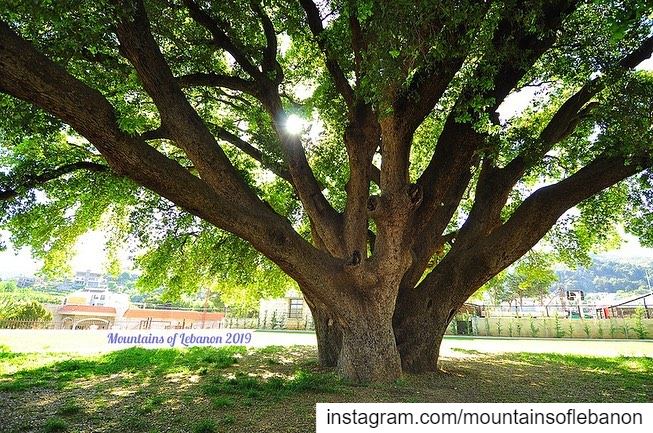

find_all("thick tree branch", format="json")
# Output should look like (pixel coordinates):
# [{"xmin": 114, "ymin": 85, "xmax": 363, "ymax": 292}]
[
  {"xmin": 278, "ymin": 131, "xmax": 345, "ymax": 257},
  {"xmin": 413, "ymin": 1, "xmax": 579, "ymax": 261},
  {"xmin": 250, "ymin": 1, "xmax": 280, "ymax": 79},
  {"xmin": 115, "ymin": 0, "xmax": 273, "ymax": 213},
  {"xmin": 466, "ymin": 34, "xmax": 653, "ymax": 241},
  {"xmin": 343, "ymin": 104, "xmax": 380, "ymax": 255},
  {"xmin": 177, "ymin": 72, "xmax": 259, "ymax": 96},
  {"xmin": 417, "ymin": 153, "xmax": 652, "ymax": 309},
  {"xmin": 348, "ymin": 8, "xmax": 366, "ymax": 81},
  {"xmin": 124, "ymin": 1, "xmax": 344, "ymax": 259},
  {"xmin": 299, "ymin": 0, "xmax": 355, "ymax": 108},
  {"xmin": 0, "ymin": 161, "xmax": 109, "ymax": 201},
  {"xmin": 393, "ymin": 3, "xmax": 493, "ymax": 138},
  {"xmin": 514, "ymin": 16, "xmax": 652, "ymax": 163},
  {"xmin": 417, "ymin": 14, "xmax": 553, "ymax": 193},
  {"xmin": 509, "ymin": 34, "xmax": 653, "ymax": 174},
  {"xmin": 177, "ymin": 0, "xmax": 343, "ymax": 254},
  {"xmin": 180, "ymin": 1, "xmax": 287, "ymax": 117},
  {"xmin": 479, "ymin": 154, "xmax": 652, "ymax": 285},
  {"xmin": 393, "ymin": 59, "xmax": 466, "ymax": 137},
  {"xmin": 117, "ymin": 1, "xmax": 349, "ymax": 263},
  {"xmin": 619, "ymin": 35, "xmax": 653, "ymax": 69},
  {"xmin": 214, "ymin": 127, "xmax": 292, "ymax": 183},
  {"xmin": 0, "ymin": 17, "xmax": 347, "ymax": 300},
  {"xmin": 182, "ymin": 0, "xmax": 262, "ymax": 80}
]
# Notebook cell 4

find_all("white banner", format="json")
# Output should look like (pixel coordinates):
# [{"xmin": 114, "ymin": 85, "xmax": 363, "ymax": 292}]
[
  {"xmin": 0, "ymin": 329, "xmax": 321, "ymax": 353},
  {"xmin": 106, "ymin": 328, "xmax": 255, "ymax": 348},
  {"xmin": 316, "ymin": 403, "xmax": 653, "ymax": 433}
]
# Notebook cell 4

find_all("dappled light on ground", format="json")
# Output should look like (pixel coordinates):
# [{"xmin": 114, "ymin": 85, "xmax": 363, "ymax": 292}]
[{"xmin": 0, "ymin": 346, "xmax": 651, "ymax": 432}]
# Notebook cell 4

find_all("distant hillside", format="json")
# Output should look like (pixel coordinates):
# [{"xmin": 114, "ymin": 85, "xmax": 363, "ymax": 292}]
[{"xmin": 556, "ymin": 257, "xmax": 653, "ymax": 293}]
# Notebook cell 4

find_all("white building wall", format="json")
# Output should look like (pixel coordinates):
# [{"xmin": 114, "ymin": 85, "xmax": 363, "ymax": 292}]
[{"xmin": 259, "ymin": 289, "xmax": 314, "ymax": 329}]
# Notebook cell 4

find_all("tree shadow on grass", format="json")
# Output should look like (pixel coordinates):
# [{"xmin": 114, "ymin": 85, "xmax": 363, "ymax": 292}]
[
  {"xmin": 430, "ymin": 351, "xmax": 653, "ymax": 402},
  {"xmin": 1, "ymin": 347, "xmax": 651, "ymax": 432},
  {"xmin": 0, "ymin": 346, "xmax": 341, "ymax": 433},
  {"xmin": 0, "ymin": 346, "xmax": 246, "ymax": 391}
]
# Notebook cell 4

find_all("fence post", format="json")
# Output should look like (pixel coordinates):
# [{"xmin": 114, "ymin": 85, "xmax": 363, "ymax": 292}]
[{"xmin": 644, "ymin": 298, "xmax": 650, "ymax": 319}]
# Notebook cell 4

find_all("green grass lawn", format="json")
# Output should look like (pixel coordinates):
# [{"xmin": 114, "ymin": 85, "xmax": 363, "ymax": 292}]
[{"xmin": 0, "ymin": 345, "xmax": 651, "ymax": 433}]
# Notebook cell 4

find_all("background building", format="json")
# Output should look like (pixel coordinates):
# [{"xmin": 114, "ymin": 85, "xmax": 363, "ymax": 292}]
[{"xmin": 259, "ymin": 289, "xmax": 313, "ymax": 330}]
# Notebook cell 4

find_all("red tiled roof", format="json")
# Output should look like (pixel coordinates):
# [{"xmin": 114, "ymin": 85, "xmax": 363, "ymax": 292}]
[
  {"xmin": 58, "ymin": 305, "xmax": 116, "ymax": 316},
  {"xmin": 123, "ymin": 308, "xmax": 224, "ymax": 321}
]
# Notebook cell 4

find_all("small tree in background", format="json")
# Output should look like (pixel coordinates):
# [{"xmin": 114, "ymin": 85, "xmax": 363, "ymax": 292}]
[
  {"xmin": 0, "ymin": 280, "xmax": 17, "ymax": 293},
  {"xmin": 506, "ymin": 253, "xmax": 558, "ymax": 316},
  {"xmin": 477, "ymin": 252, "xmax": 557, "ymax": 316},
  {"xmin": 0, "ymin": 299, "xmax": 52, "ymax": 327}
]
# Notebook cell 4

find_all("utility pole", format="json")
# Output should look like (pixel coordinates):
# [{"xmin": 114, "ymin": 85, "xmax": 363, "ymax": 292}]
[
  {"xmin": 201, "ymin": 286, "xmax": 211, "ymax": 329},
  {"xmin": 558, "ymin": 286, "xmax": 566, "ymax": 316},
  {"xmin": 644, "ymin": 268, "xmax": 651, "ymax": 319}
]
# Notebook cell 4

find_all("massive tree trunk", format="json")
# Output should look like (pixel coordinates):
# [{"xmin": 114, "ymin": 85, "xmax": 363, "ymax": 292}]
[
  {"xmin": 337, "ymin": 301, "xmax": 402, "ymax": 382},
  {"xmin": 393, "ymin": 247, "xmax": 490, "ymax": 373},
  {"xmin": 311, "ymin": 278, "xmax": 403, "ymax": 382},
  {"xmin": 338, "ymin": 317, "xmax": 401, "ymax": 382},
  {"xmin": 303, "ymin": 272, "xmax": 404, "ymax": 382},
  {"xmin": 304, "ymin": 297, "xmax": 342, "ymax": 368},
  {"xmin": 393, "ymin": 284, "xmax": 458, "ymax": 373}
]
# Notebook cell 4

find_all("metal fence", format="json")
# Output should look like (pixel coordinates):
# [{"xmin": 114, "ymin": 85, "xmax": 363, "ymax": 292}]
[
  {"xmin": 256, "ymin": 311, "xmax": 315, "ymax": 331},
  {"xmin": 0, "ymin": 315, "xmax": 315, "ymax": 331},
  {"xmin": 0, "ymin": 319, "xmax": 73, "ymax": 329},
  {"xmin": 474, "ymin": 304, "xmax": 653, "ymax": 320},
  {"xmin": 130, "ymin": 302, "xmax": 224, "ymax": 312}
]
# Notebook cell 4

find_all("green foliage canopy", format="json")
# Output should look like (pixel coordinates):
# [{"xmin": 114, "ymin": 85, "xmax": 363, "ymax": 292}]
[{"xmin": 0, "ymin": 0, "xmax": 652, "ymax": 306}]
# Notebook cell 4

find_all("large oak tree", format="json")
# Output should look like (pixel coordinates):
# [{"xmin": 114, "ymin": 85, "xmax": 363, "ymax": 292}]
[{"xmin": 1, "ymin": 0, "xmax": 653, "ymax": 382}]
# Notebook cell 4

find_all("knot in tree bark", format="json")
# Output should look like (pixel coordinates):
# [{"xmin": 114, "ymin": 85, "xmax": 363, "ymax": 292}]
[
  {"xmin": 406, "ymin": 183, "xmax": 423, "ymax": 207},
  {"xmin": 367, "ymin": 195, "xmax": 380, "ymax": 213},
  {"xmin": 347, "ymin": 250, "xmax": 362, "ymax": 267}
]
